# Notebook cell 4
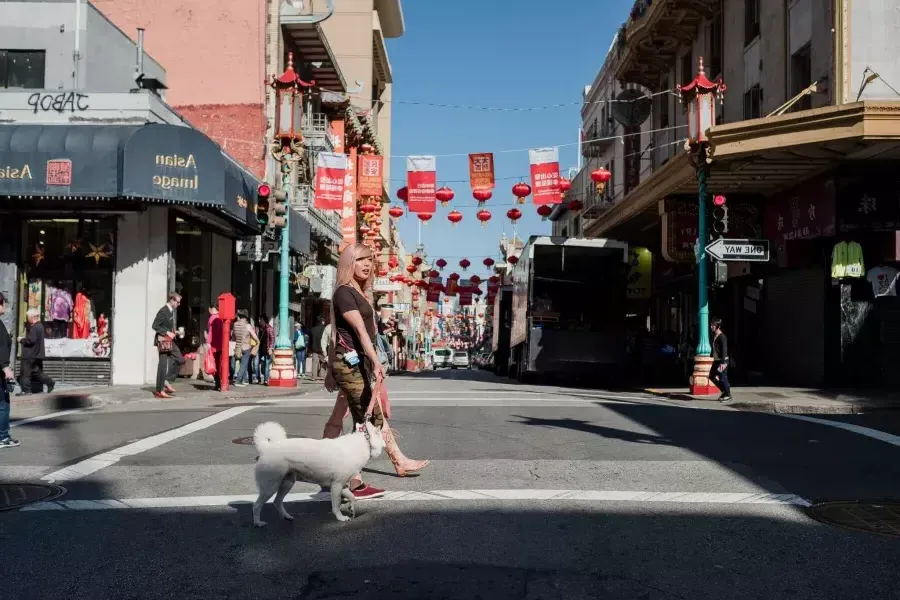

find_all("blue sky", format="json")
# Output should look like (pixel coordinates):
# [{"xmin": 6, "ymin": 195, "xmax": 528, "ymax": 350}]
[{"xmin": 386, "ymin": 0, "xmax": 632, "ymax": 268}]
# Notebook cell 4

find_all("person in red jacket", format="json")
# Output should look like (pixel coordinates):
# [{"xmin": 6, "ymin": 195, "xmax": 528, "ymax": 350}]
[{"xmin": 205, "ymin": 305, "xmax": 224, "ymax": 391}]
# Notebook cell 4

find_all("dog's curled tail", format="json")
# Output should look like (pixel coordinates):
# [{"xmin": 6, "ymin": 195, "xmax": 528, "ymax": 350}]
[{"xmin": 253, "ymin": 421, "xmax": 287, "ymax": 451}]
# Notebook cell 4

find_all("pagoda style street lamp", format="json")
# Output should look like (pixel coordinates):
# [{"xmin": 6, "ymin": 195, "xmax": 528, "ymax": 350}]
[
  {"xmin": 267, "ymin": 52, "xmax": 314, "ymax": 388},
  {"xmin": 677, "ymin": 57, "xmax": 726, "ymax": 396}
]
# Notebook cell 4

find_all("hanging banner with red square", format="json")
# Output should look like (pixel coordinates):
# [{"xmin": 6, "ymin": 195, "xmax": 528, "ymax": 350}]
[
  {"xmin": 528, "ymin": 147, "xmax": 562, "ymax": 205},
  {"xmin": 357, "ymin": 154, "xmax": 384, "ymax": 198},
  {"xmin": 468, "ymin": 153, "xmax": 495, "ymax": 191},
  {"xmin": 406, "ymin": 155, "xmax": 437, "ymax": 213},
  {"xmin": 313, "ymin": 152, "xmax": 347, "ymax": 210},
  {"xmin": 427, "ymin": 276, "xmax": 442, "ymax": 303}
]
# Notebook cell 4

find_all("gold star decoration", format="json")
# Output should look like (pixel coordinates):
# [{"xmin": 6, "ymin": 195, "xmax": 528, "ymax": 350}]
[
  {"xmin": 86, "ymin": 243, "xmax": 110, "ymax": 264},
  {"xmin": 67, "ymin": 239, "xmax": 82, "ymax": 254},
  {"xmin": 32, "ymin": 245, "xmax": 45, "ymax": 266}
]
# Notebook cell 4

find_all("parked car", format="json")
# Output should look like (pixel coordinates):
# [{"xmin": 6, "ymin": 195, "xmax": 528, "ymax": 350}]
[
  {"xmin": 432, "ymin": 348, "xmax": 452, "ymax": 370},
  {"xmin": 452, "ymin": 350, "xmax": 470, "ymax": 370}
]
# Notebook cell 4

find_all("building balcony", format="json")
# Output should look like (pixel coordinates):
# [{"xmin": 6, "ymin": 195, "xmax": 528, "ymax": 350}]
[
  {"xmin": 581, "ymin": 122, "xmax": 616, "ymax": 159},
  {"xmin": 302, "ymin": 112, "xmax": 334, "ymax": 151},
  {"xmin": 616, "ymin": 0, "xmax": 720, "ymax": 89},
  {"xmin": 292, "ymin": 183, "xmax": 342, "ymax": 244}
]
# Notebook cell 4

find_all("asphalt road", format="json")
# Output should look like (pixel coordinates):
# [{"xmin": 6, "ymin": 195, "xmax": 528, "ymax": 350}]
[{"xmin": 3, "ymin": 369, "xmax": 900, "ymax": 599}]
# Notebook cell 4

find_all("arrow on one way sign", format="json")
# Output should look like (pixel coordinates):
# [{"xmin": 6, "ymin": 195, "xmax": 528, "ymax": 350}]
[{"xmin": 705, "ymin": 238, "xmax": 770, "ymax": 262}]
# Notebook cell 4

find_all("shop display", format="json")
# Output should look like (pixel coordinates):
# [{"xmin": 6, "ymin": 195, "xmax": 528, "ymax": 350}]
[
  {"xmin": 831, "ymin": 241, "xmax": 865, "ymax": 278},
  {"xmin": 19, "ymin": 219, "xmax": 114, "ymax": 360},
  {"xmin": 866, "ymin": 265, "xmax": 900, "ymax": 297}
]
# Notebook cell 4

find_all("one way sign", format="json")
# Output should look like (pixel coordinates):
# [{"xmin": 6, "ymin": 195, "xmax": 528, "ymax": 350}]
[{"xmin": 705, "ymin": 238, "xmax": 770, "ymax": 262}]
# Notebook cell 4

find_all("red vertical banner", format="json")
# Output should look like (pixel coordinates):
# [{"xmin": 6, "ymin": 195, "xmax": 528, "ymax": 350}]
[
  {"xmin": 468, "ymin": 153, "xmax": 495, "ymax": 191},
  {"xmin": 357, "ymin": 154, "xmax": 384, "ymax": 198},
  {"xmin": 528, "ymin": 147, "xmax": 562, "ymax": 205},
  {"xmin": 426, "ymin": 276, "xmax": 442, "ymax": 303},
  {"xmin": 340, "ymin": 146, "xmax": 358, "ymax": 251},
  {"xmin": 406, "ymin": 155, "xmax": 437, "ymax": 213},
  {"xmin": 314, "ymin": 152, "xmax": 347, "ymax": 210}
]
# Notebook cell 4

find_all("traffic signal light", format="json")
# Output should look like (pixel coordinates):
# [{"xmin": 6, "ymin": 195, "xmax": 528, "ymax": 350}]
[
  {"xmin": 711, "ymin": 194, "xmax": 728, "ymax": 237},
  {"xmin": 270, "ymin": 189, "xmax": 288, "ymax": 229},
  {"xmin": 256, "ymin": 183, "xmax": 271, "ymax": 227}
]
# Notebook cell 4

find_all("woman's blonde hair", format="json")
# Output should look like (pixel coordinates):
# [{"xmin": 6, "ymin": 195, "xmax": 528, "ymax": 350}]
[{"xmin": 330, "ymin": 243, "xmax": 375, "ymax": 352}]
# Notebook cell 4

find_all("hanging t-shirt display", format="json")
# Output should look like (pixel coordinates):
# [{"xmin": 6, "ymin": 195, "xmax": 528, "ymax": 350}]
[
  {"xmin": 831, "ymin": 241, "xmax": 865, "ymax": 278},
  {"xmin": 866, "ymin": 265, "xmax": 900, "ymax": 297}
]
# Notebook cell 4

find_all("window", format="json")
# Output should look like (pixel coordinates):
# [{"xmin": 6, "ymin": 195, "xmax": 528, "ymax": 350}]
[
  {"xmin": 708, "ymin": 5, "xmax": 724, "ymax": 78},
  {"xmin": 681, "ymin": 50, "xmax": 694, "ymax": 86},
  {"xmin": 0, "ymin": 50, "xmax": 45, "ymax": 89},
  {"xmin": 745, "ymin": 0, "xmax": 760, "ymax": 45},
  {"xmin": 743, "ymin": 85, "xmax": 763, "ymax": 119},
  {"xmin": 790, "ymin": 44, "xmax": 813, "ymax": 112}
]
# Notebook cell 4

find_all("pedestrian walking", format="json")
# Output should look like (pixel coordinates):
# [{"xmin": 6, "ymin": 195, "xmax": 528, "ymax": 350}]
[
  {"xmin": 0, "ymin": 292, "xmax": 19, "ymax": 449},
  {"xmin": 18, "ymin": 308, "xmax": 54, "ymax": 396},
  {"xmin": 232, "ymin": 310, "xmax": 256, "ymax": 386},
  {"xmin": 310, "ymin": 315, "xmax": 327, "ymax": 380},
  {"xmin": 152, "ymin": 292, "xmax": 182, "ymax": 399},
  {"xmin": 258, "ymin": 315, "xmax": 274, "ymax": 385},
  {"xmin": 709, "ymin": 317, "xmax": 732, "ymax": 402},
  {"xmin": 324, "ymin": 243, "xmax": 428, "ymax": 498},
  {"xmin": 293, "ymin": 322, "xmax": 307, "ymax": 378}
]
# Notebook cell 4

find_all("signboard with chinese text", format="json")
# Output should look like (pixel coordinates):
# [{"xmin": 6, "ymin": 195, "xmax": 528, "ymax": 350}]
[
  {"xmin": 313, "ymin": 152, "xmax": 346, "ymax": 210},
  {"xmin": 468, "ymin": 153, "xmax": 495, "ymax": 191},
  {"xmin": 357, "ymin": 154, "xmax": 384, "ymax": 198},
  {"xmin": 528, "ymin": 147, "xmax": 561, "ymax": 205},
  {"xmin": 407, "ymin": 155, "xmax": 437, "ymax": 213}
]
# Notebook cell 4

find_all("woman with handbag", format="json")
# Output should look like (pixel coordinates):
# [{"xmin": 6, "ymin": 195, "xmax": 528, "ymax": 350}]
[
  {"xmin": 325, "ymin": 244, "xmax": 428, "ymax": 498},
  {"xmin": 151, "ymin": 292, "xmax": 182, "ymax": 399},
  {"xmin": 232, "ymin": 310, "xmax": 257, "ymax": 386}
]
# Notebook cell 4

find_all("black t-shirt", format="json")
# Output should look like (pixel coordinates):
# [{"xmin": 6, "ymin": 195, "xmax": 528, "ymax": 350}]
[
  {"xmin": 712, "ymin": 332, "xmax": 728, "ymax": 361},
  {"xmin": 332, "ymin": 285, "xmax": 375, "ymax": 353}
]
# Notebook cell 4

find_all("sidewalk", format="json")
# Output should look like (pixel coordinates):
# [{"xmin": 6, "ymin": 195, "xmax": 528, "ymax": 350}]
[
  {"xmin": 643, "ymin": 386, "xmax": 900, "ymax": 414},
  {"xmin": 10, "ymin": 378, "xmax": 322, "ymax": 409}
]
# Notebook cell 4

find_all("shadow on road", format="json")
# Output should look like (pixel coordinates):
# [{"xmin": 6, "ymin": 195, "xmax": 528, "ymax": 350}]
[
  {"xmin": 3, "ymin": 501, "xmax": 896, "ymax": 599},
  {"xmin": 514, "ymin": 404, "xmax": 900, "ymax": 503}
]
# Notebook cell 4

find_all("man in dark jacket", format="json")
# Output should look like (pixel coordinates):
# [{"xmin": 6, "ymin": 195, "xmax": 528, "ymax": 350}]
[
  {"xmin": 152, "ymin": 292, "xmax": 182, "ymax": 398},
  {"xmin": 18, "ymin": 308, "xmax": 54, "ymax": 396},
  {"xmin": 0, "ymin": 292, "xmax": 18, "ymax": 449}
]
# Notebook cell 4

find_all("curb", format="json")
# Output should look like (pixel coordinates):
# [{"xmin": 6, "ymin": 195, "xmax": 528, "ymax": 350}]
[{"xmin": 641, "ymin": 389, "xmax": 900, "ymax": 415}]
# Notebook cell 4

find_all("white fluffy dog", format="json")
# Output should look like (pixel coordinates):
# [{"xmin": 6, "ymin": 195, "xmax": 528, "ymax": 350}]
[{"xmin": 251, "ymin": 420, "xmax": 385, "ymax": 526}]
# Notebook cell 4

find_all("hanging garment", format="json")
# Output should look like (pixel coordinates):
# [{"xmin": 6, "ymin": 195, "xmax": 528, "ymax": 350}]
[
  {"xmin": 27, "ymin": 281, "xmax": 42, "ymax": 313},
  {"xmin": 72, "ymin": 292, "xmax": 91, "ymax": 339},
  {"xmin": 831, "ymin": 241, "xmax": 865, "ymax": 278},
  {"xmin": 867, "ymin": 265, "xmax": 900, "ymax": 297},
  {"xmin": 50, "ymin": 288, "xmax": 74, "ymax": 322},
  {"xmin": 97, "ymin": 313, "xmax": 108, "ymax": 338}
]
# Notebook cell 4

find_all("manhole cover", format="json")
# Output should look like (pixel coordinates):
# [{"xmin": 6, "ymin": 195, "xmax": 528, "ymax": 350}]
[
  {"xmin": 806, "ymin": 501, "xmax": 900, "ymax": 537},
  {"xmin": 0, "ymin": 483, "xmax": 66, "ymax": 511}
]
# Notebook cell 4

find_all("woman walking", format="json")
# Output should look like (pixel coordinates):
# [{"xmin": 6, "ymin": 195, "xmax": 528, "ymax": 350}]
[{"xmin": 325, "ymin": 243, "xmax": 428, "ymax": 498}]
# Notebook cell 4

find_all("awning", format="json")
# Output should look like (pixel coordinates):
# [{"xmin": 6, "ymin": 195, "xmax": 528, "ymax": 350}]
[
  {"xmin": 0, "ymin": 123, "xmax": 262, "ymax": 235},
  {"xmin": 586, "ymin": 101, "xmax": 900, "ymax": 237},
  {"xmin": 289, "ymin": 207, "xmax": 312, "ymax": 255}
]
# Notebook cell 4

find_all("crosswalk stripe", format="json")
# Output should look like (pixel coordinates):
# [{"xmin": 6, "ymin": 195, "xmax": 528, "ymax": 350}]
[{"xmin": 20, "ymin": 489, "xmax": 810, "ymax": 511}]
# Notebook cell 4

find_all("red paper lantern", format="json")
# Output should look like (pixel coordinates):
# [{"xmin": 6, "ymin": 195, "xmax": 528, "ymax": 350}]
[
  {"xmin": 460, "ymin": 258, "xmax": 471, "ymax": 270},
  {"xmin": 359, "ymin": 202, "xmax": 378, "ymax": 214},
  {"xmin": 388, "ymin": 205, "xmax": 404, "ymax": 218},
  {"xmin": 377, "ymin": 267, "xmax": 388, "ymax": 277},
  {"xmin": 428, "ymin": 269, "xmax": 439, "ymax": 278},
  {"xmin": 415, "ymin": 280, "xmax": 428, "ymax": 289},
  {"xmin": 436, "ymin": 258, "xmax": 447, "ymax": 270},
  {"xmin": 388, "ymin": 255, "xmax": 399, "ymax": 268},
  {"xmin": 359, "ymin": 224, "xmax": 371, "ymax": 235},
  {"xmin": 360, "ymin": 143, "xmax": 374, "ymax": 154},
  {"xmin": 473, "ymin": 189, "xmax": 492, "ymax": 204},
  {"xmin": 396, "ymin": 186, "xmax": 409, "ymax": 202},
  {"xmin": 448, "ymin": 272, "xmax": 461, "ymax": 281},
  {"xmin": 590, "ymin": 168, "xmax": 611, "ymax": 194},
  {"xmin": 568, "ymin": 199, "xmax": 584, "ymax": 212},
  {"xmin": 412, "ymin": 255, "xmax": 423, "ymax": 266},
  {"xmin": 506, "ymin": 208, "xmax": 522, "ymax": 223},
  {"xmin": 483, "ymin": 258, "xmax": 495, "ymax": 268},
  {"xmin": 559, "ymin": 177, "xmax": 572, "ymax": 194},
  {"xmin": 447, "ymin": 210, "xmax": 463, "ymax": 226},
  {"xmin": 476, "ymin": 209, "xmax": 492, "ymax": 227},
  {"xmin": 512, "ymin": 182, "xmax": 531, "ymax": 204},
  {"xmin": 436, "ymin": 186, "xmax": 455, "ymax": 207},
  {"xmin": 537, "ymin": 205, "xmax": 553, "ymax": 219},
  {"xmin": 418, "ymin": 212, "xmax": 433, "ymax": 223},
  {"xmin": 489, "ymin": 275, "xmax": 500, "ymax": 284},
  {"xmin": 508, "ymin": 255, "xmax": 519, "ymax": 265},
  {"xmin": 406, "ymin": 264, "xmax": 416, "ymax": 274},
  {"xmin": 470, "ymin": 275, "xmax": 481, "ymax": 285}
]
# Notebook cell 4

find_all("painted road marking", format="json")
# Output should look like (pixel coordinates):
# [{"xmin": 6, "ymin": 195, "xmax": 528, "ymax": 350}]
[
  {"xmin": 20, "ymin": 489, "xmax": 810, "ymax": 511},
  {"xmin": 783, "ymin": 415, "xmax": 900, "ymax": 447},
  {"xmin": 40, "ymin": 406, "xmax": 257, "ymax": 483},
  {"xmin": 10, "ymin": 408, "xmax": 88, "ymax": 428}
]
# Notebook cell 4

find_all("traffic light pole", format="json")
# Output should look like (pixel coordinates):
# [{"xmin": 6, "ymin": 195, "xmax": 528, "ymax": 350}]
[{"xmin": 268, "ymin": 161, "xmax": 297, "ymax": 388}]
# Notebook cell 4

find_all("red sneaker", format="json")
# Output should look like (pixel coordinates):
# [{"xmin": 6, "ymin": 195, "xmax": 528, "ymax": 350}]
[{"xmin": 351, "ymin": 484, "xmax": 386, "ymax": 500}]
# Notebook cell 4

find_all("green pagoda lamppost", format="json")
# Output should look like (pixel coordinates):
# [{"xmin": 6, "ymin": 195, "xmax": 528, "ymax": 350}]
[{"xmin": 677, "ymin": 57, "xmax": 726, "ymax": 395}]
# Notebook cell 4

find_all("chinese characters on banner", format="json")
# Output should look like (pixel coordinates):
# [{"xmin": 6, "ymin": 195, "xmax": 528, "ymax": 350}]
[
  {"xmin": 528, "ymin": 147, "xmax": 561, "ymax": 205},
  {"xmin": 357, "ymin": 154, "xmax": 384, "ymax": 198},
  {"xmin": 406, "ymin": 155, "xmax": 437, "ymax": 213},
  {"xmin": 341, "ymin": 149, "xmax": 358, "ymax": 251},
  {"xmin": 468, "ymin": 153, "xmax": 495, "ymax": 191},
  {"xmin": 313, "ymin": 152, "xmax": 347, "ymax": 210}
]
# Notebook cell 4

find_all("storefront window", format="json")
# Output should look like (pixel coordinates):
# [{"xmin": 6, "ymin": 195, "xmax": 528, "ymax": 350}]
[
  {"xmin": 172, "ymin": 217, "xmax": 213, "ymax": 352},
  {"xmin": 19, "ymin": 218, "xmax": 115, "ymax": 359}
]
